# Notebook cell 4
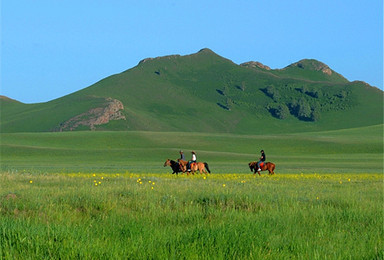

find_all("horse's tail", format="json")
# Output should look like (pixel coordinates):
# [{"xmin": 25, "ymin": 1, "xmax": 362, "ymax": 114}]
[{"xmin": 204, "ymin": 162, "xmax": 211, "ymax": 173}]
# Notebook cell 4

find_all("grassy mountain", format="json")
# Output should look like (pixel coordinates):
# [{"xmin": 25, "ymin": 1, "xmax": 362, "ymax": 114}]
[{"xmin": 1, "ymin": 48, "xmax": 382, "ymax": 134}]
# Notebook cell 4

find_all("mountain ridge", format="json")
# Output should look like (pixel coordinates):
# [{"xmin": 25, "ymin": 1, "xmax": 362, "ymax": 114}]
[{"xmin": 0, "ymin": 48, "xmax": 382, "ymax": 133}]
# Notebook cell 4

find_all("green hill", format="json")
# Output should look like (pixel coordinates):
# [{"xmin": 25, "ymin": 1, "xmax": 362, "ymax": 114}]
[{"xmin": 1, "ymin": 48, "xmax": 382, "ymax": 134}]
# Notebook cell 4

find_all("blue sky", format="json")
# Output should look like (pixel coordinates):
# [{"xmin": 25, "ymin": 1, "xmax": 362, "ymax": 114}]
[{"xmin": 1, "ymin": 0, "xmax": 383, "ymax": 103}]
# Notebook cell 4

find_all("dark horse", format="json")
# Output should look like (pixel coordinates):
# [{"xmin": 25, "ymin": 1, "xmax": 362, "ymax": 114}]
[
  {"xmin": 164, "ymin": 159, "xmax": 183, "ymax": 175},
  {"xmin": 248, "ymin": 161, "xmax": 276, "ymax": 176}
]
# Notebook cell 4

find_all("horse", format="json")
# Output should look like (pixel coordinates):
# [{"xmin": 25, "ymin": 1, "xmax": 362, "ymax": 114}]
[
  {"xmin": 164, "ymin": 159, "xmax": 183, "ymax": 175},
  {"xmin": 248, "ymin": 161, "xmax": 275, "ymax": 176},
  {"xmin": 178, "ymin": 159, "xmax": 211, "ymax": 175},
  {"xmin": 178, "ymin": 159, "xmax": 188, "ymax": 173}
]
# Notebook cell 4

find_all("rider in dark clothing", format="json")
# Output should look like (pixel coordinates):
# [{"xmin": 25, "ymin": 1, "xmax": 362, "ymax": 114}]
[
  {"xmin": 179, "ymin": 150, "xmax": 185, "ymax": 171},
  {"xmin": 257, "ymin": 150, "xmax": 266, "ymax": 172},
  {"xmin": 179, "ymin": 150, "xmax": 185, "ymax": 160}
]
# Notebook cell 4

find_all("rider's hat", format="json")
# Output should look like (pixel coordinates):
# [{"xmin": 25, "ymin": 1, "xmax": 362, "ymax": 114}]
[
  {"xmin": 191, "ymin": 151, "xmax": 195, "ymax": 154},
  {"xmin": 180, "ymin": 150, "xmax": 183, "ymax": 153}
]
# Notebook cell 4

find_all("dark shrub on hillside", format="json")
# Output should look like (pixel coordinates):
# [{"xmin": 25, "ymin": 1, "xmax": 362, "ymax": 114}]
[
  {"xmin": 263, "ymin": 85, "xmax": 281, "ymax": 101},
  {"xmin": 268, "ymin": 103, "xmax": 290, "ymax": 120},
  {"xmin": 337, "ymin": 90, "xmax": 348, "ymax": 99},
  {"xmin": 311, "ymin": 108, "xmax": 321, "ymax": 121},
  {"xmin": 297, "ymin": 98, "xmax": 312, "ymax": 120},
  {"xmin": 307, "ymin": 89, "xmax": 323, "ymax": 98},
  {"xmin": 275, "ymin": 104, "xmax": 290, "ymax": 119}
]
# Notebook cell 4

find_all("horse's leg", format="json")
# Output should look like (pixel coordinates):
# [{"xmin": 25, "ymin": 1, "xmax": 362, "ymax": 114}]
[
  {"xmin": 268, "ymin": 164, "xmax": 274, "ymax": 175},
  {"xmin": 192, "ymin": 164, "xmax": 197, "ymax": 175},
  {"xmin": 180, "ymin": 164, "xmax": 186, "ymax": 175},
  {"xmin": 202, "ymin": 164, "xmax": 208, "ymax": 174}
]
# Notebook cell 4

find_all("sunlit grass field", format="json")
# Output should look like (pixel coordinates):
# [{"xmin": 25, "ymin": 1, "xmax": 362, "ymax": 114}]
[
  {"xmin": 1, "ymin": 171, "xmax": 382, "ymax": 259},
  {"xmin": 1, "ymin": 125, "xmax": 383, "ymax": 258}
]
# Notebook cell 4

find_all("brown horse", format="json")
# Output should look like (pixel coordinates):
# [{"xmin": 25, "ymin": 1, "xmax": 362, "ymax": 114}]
[
  {"xmin": 178, "ymin": 159, "xmax": 211, "ymax": 175},
  {"xmin": 177, "ymin": 159, "xmax": 188, "ymax": 173},
  {"xmin": 248, "ymin": 161, "xmax": 275, "ymax": 176}
]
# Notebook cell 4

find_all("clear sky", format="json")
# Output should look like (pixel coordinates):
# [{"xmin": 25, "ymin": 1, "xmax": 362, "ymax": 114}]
[{"xmin": 1, "ymin": 0, "xmax": 383, "ymax": 103}]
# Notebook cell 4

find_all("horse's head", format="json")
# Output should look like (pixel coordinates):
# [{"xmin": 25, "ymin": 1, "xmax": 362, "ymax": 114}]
[
  {"xmin": 164, "ymin": 159, "xmax": 171, "ymax": 167},
  {"xmin": 248, "ymin": 161, "xmax": 257, "ymax": 172}
]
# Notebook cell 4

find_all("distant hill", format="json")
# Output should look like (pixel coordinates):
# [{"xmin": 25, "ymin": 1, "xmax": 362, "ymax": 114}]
[{"xmin": 1, "ymin": 48, "xmax": 382, "ymax": 134}]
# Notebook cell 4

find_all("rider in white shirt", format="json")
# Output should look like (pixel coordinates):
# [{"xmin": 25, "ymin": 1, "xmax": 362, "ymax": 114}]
[{"xmin": 187, "ymin": 151, "xmax": 197, "ymax": 171}]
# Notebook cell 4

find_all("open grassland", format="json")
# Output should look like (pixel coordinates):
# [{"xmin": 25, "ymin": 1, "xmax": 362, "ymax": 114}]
[
  {"xmin": 1, "ymin": 171, "xmax": 382, "ymax": 259},
  {"xmin": 1, "ymin": 125, "xmax": 382, "ymax": 174},
  {"xmin": 1, "ymin": 125, "xmax": 382, "ymax": 258}
]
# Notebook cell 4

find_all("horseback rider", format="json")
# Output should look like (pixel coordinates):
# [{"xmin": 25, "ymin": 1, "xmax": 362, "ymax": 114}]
[
  {"xmin": 187, "ymin": 151, "xmax": 197, "ymax": 171},
  {"xmin": 179, "ymin": 150, "xmax": 185, "ymax": 171},
  {"xmin": 257, "ymin": 149, "xmax": 266, "ymax": 172},
  {"xmin": 179, "ymin": 150, "xmax": 185, "ymax": 160}
]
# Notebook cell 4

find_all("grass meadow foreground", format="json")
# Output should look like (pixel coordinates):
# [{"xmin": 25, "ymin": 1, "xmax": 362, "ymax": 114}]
[{"xmin": 1, "ymin": 171, "xmax": 382, "ymax": 259}]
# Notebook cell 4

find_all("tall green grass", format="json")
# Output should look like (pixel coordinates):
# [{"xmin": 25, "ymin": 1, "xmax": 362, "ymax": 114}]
[{"xmin": 1, "ymin": 172, "xmax": 382, "ymax": 259}]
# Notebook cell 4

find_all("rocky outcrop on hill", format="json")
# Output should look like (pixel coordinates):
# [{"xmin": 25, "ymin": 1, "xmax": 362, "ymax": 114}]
[
  {"xmin": 240, "ymin": 61, "xmax": 271, "ymax": 70},
  {"xmin": 139, "ymin": 54, "xmax": 181, "ymax": 65},
  {"xmin": 286, "ymin": 59, "xmax": 333, "ymax": 75},
  {"xmin": 56, "ymin": 98, "xmax": 126, "ymax": 131}
]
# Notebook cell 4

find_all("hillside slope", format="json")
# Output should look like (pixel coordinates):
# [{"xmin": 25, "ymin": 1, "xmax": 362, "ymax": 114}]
[{"xmin": 1, "ymin": 48, "xmax": 382, "ymax": 134}]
